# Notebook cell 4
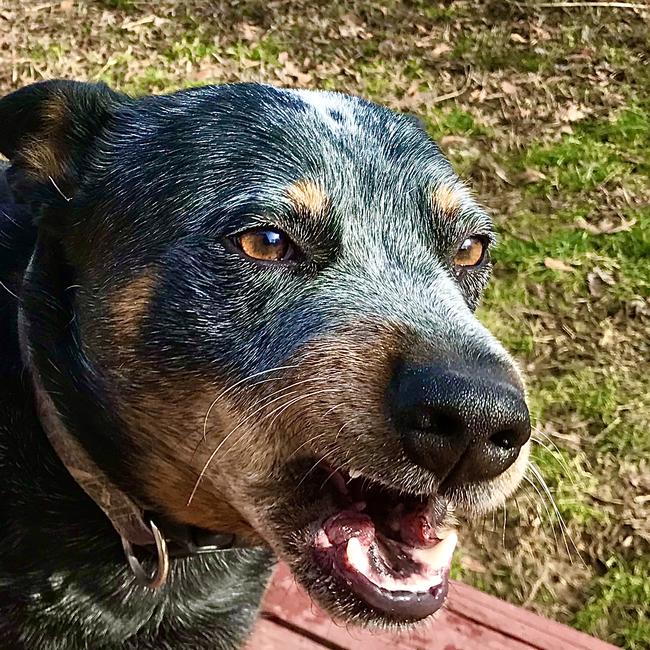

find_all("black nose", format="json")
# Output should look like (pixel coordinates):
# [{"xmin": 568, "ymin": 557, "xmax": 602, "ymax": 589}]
[{"xmin": 389, "ymin": 363, "xmax": 531, "ymax": 485}]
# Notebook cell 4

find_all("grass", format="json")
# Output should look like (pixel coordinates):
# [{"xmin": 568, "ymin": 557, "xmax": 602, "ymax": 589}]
[
  {"xmin": 520, "ymin": 106, "xmax": 650, "ymax": 194},
  {"xmin": 424, "ymin": 107, "xmax": 491, "ymax": 139},
  {"xmin": 574, "ymin": 558, "xmax": 650, "ymax": 650},
  {"xmin": 2, "ymin": 1, "xmax": 649, "ymax": 647}
]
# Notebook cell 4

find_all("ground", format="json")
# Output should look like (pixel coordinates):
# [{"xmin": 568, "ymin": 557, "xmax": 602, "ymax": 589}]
[{"xmin": 1, "ymin": 1, "xmax": 648, "ymax": 648}]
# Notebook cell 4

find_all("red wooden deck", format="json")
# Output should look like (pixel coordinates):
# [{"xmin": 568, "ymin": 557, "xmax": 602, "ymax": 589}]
[{"xmin": 247, "ymin": 565, "xmax": 618, "ymax": 650}]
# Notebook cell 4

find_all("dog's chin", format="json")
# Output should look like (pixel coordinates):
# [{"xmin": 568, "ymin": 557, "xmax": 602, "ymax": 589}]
[{"xmin": 265, "ymin": 463, "xmax": 459, "ymax": 627}]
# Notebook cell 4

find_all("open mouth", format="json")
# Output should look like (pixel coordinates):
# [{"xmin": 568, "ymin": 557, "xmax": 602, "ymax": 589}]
[{"xmin": 309, "ymin": 465, "xmax": 457, "ymax": 622}]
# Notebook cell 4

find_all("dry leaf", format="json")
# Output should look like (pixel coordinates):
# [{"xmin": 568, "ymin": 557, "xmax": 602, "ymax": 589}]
[
  {"xmin": 563, "ymin": 104, "xmax": 587, "ymax": 122},
  {"xmin": 587, "ymin": 273, "xmax": 604, "ymax": 297},
  {"xmin": 518, "ymin": 168, "xmax": 547, "ymax": 184},
  {"xmin": 493, "ymin": 164, "xmax": 512, "ymax": 185},
  {"xmin": 593, "ymin": 267, "xmax": 615, "ymax": 285},
  {"xmin": 575, "ymin": 216, "xmax": 637, "ymax": 235},
  {"xmin": 532, "ymin": 25, "xmax": 552, "ymax": 41},
  {"xmin": 439, "ymin": 135, "xmax": 469, "ymax": 147},
  {"xmin": 510, "ymin": 33, "xmax": 527, "ymax": 43},
  {"xmin": 461, "ymin": 556, "xmax": 487, "ymax": 573},
  {"xmin": 587, "ymin": 267, "xmax": 615, "ymax": 297},
  {"xmin": 501, "ymin": 80, "xmax": 517, "ymax": 95},
  {"xmin": 238, "ymin": 22, "xmax": 262, "ymax": 42},
  {"xmin": 628, "ymin": 299, "xmax": 650, "ymax": 317},
  {"xmin": 544, "ymin": 257, "xmax": 575, "ymax": 272},
  {"xmin": 277, "ymin": 59, "xmax": 313, "ymax": 84},
  {"xmin": 339, "ymin": 14, "xmax": 372, "ymax": 39},
  {"xmin": 431, "ymin": 43, "xmax": 451, "ymax": 57},
  {"xmin": 60, "ymin": 0, "xmax": 74, "ymax": 11},
  {"xmin": 599, "ymin": 325, "xmax": 617, "ymax": 348}
]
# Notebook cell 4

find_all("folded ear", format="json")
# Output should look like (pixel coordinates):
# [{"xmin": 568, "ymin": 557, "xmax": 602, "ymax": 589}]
[{"xmin": 0, "ymin": 79, "xmax": 128, "ymax": 199}]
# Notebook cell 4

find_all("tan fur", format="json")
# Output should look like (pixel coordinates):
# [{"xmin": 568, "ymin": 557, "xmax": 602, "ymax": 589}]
[
  {"xmin": 142, "ymin": 451, "xmax": 260, "ymax": 541},
  {"xmin": 120, "ymin": 382, "xmax": 266, "ymax": 542},
  {"xmin": 19, "ymin": 94, "xmax": 71, "ymax": 181},
  {"xmin": 285, "ymin": 179, "xmax": 328, "ymax": 215},
  {"xmin": 431, "ymin": 183, "xmax": 463, "ymax": 218},
  {"xmin": 21, "ymin": 141, "xmax": 63, "ymax": 181},
  {"xmin": 108, "ymin": 270, "xmax": 157, "ymax": 350},
  {"xmin": 111, "ymin": 322, "xmax": 405, "ymax": 542}
]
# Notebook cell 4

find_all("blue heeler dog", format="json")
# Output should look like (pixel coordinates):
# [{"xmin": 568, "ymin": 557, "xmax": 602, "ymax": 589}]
[{"xmin": 0, "ymin": 80, "xmax": 530, "ymax": 649}]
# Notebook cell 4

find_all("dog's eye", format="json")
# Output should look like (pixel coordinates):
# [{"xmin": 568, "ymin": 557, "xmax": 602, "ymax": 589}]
[
  {"xmin": 454, "ymin": 236, "xmax": 486, "ymax": 268},
  {"xmin": 234, "ymin": 229, "xmax": 296, "ymax": 263}
]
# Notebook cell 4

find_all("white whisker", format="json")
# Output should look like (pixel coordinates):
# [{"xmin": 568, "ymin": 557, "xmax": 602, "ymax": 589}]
[
  {"xmin": 189, "ymin": 386, "xmax": 343, "ymax": 504},
  {"xmin": 201, "ymin": 364, "xmax": 298, "ymax": 441},
  {"xmin": 528, "ymin": 463, "xmax": 584, "ymax": 565},
  {"xmin": 522, "ymin": 473, "xmax": 561, "ymax": 552}
]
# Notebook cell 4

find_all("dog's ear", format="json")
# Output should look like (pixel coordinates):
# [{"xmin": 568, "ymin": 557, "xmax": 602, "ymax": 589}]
[{"xmin": 0, "ymin": 79, "xmax": 127, "ymax": 200}]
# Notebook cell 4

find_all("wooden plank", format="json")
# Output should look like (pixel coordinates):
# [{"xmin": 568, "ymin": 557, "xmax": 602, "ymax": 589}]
[
  {"xmin": 444, "ymin": 581, "xmax": 618, "ymax": 650},
  {"xmin": 245, "ymin": 617, "xmax": 331, "ymax": 650},
  {"xmin": 246, "ymin": 564, "xmax": 620, "ymax": 650}
]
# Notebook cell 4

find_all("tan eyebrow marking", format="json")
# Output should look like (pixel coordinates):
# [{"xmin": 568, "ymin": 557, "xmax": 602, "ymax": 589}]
[
  {"xmin": 285, "ymin": 180, "xmax": 328, "ymax": 215},
  {"xmin": 431, "ymin": 183, "xmax": 465, "ymax": 218}
]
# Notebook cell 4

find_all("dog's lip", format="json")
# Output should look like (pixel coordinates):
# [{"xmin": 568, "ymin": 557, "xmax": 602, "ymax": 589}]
[{"xmin": 302, "ymin": 465, "xmax": 457, "ymax": 621}]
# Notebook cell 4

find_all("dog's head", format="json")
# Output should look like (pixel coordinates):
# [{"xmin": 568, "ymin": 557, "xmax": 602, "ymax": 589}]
[{"xmin": 1, "ymin": 80, "xmax": 530, "ymax": 626}]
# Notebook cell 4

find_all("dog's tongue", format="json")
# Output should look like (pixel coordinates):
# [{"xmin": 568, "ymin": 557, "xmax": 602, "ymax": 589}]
[
  {"xmin": 395, "ymin": 503, "xmax": 441, "ymax": 548},
  {"xmin": 319, "ymin": 508, "xmax": 457, "ymax": 618}
]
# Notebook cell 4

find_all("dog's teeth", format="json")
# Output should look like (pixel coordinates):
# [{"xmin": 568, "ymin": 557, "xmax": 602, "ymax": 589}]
[
  {"xmin": 411, "ymin": 531, "xmax": 458, "ymax": 571},
  {"xmin": 348, "ymin": 469, "xmax": 363, "ymax": 480},
  {"xmin": 436, "ymin": 527, "xmax": 455, "ymax": 540}
]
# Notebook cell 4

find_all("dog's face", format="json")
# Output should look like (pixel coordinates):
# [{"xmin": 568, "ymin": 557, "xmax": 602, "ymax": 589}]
[{"xmin": 1, "ymin": 81, "xmax": 530, "ymax": 626}]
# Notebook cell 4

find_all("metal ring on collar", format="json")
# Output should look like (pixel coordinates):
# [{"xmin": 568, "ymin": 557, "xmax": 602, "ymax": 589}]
[{"xmin": 121, "ymin": 519, "xmax": 169, "ymax": 589}]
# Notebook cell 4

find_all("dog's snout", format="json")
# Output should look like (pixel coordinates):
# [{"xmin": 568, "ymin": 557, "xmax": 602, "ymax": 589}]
[{"xmin": 389, "ymin": 363, "xmax": 531, "ymax": 485}]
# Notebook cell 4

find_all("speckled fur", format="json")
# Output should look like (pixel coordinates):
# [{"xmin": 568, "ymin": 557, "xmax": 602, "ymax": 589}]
[{"xmin": 0, "ymin": 81, "xmax": 528, "ymax": 648}]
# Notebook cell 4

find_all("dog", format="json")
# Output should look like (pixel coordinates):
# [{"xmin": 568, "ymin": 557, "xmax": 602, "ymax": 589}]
[{"xmin": 0, "ymin": 80, "xmax": 531, "ymax": 649}]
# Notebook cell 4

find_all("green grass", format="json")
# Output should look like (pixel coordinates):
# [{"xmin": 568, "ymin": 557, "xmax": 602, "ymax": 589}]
[
  {"xmin": 528, "ymin": 444, "xmax": 606, "ymax": 526},
  {"xmin": 490, "ymin": 207, "xmax": 650, "ymax": 303},
  {"xmin": 532, "ymin": 370, "xmax": 648, "ymax": 456},
  {"xmin": 419, "ymin": 5, "xmax": 458, "ymax": 22},
  {"xmin": 573, "ymin": 558, "xmax": 650, "ymax": 649},
  {"xmin": 424, "ymin": 107, "xmax": 491, "ymax": 139},
  {"xmin": 166, "ymin": 36, "xmax": 217, "ymax": 63},
  {"xmin": 226, "ymin": 37, "xmax": 283, "ymax": 66},
  {"xmin": 99, "ymin": 0, "xmax": 136, "ymax": 8},
  {"xmin": 121, "ymin": 67, "xmax": 176, "ymax": 95},
  {"xmin": 518, "ymin": 106, "xmax": 650, "ymax": 194}
]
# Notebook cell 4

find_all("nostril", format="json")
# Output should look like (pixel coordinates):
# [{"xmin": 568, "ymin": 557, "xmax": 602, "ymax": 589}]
[{"xmin": 490, "ymin": 429, "xmax": 519, "ymax": 450}]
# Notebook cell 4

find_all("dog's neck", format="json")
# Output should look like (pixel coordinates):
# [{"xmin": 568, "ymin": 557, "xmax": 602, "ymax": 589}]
[
  {"xmin": 19, "ymin": 304, "xmax": 157, "ymax": 545},
  {"xmin": 0, "ymin": 167, "xmax": 273, "ymax": 650},
  {"xmin": 16, "ymin": 248, "xmax": 246, "ymax": 589}
]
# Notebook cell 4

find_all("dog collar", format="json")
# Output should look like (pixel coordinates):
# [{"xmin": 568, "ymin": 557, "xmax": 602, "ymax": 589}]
[{"xmin": 17, "ymin": 304, "xmax": 243, "ymax": 590}]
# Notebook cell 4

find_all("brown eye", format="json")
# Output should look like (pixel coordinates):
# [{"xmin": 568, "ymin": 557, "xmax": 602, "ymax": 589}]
[
  {"xmin": 235, "ymin": 229, "xmax": 295, "ymax": 263},
  {"xmin": 454, "ymin": 236, "xmax": 486, "ymax": 268}
]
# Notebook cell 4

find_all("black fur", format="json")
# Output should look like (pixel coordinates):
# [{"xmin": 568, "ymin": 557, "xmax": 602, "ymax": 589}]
[{"xmin": 0, "ymin": 160, "xmax": 273, "ymax": 649}]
